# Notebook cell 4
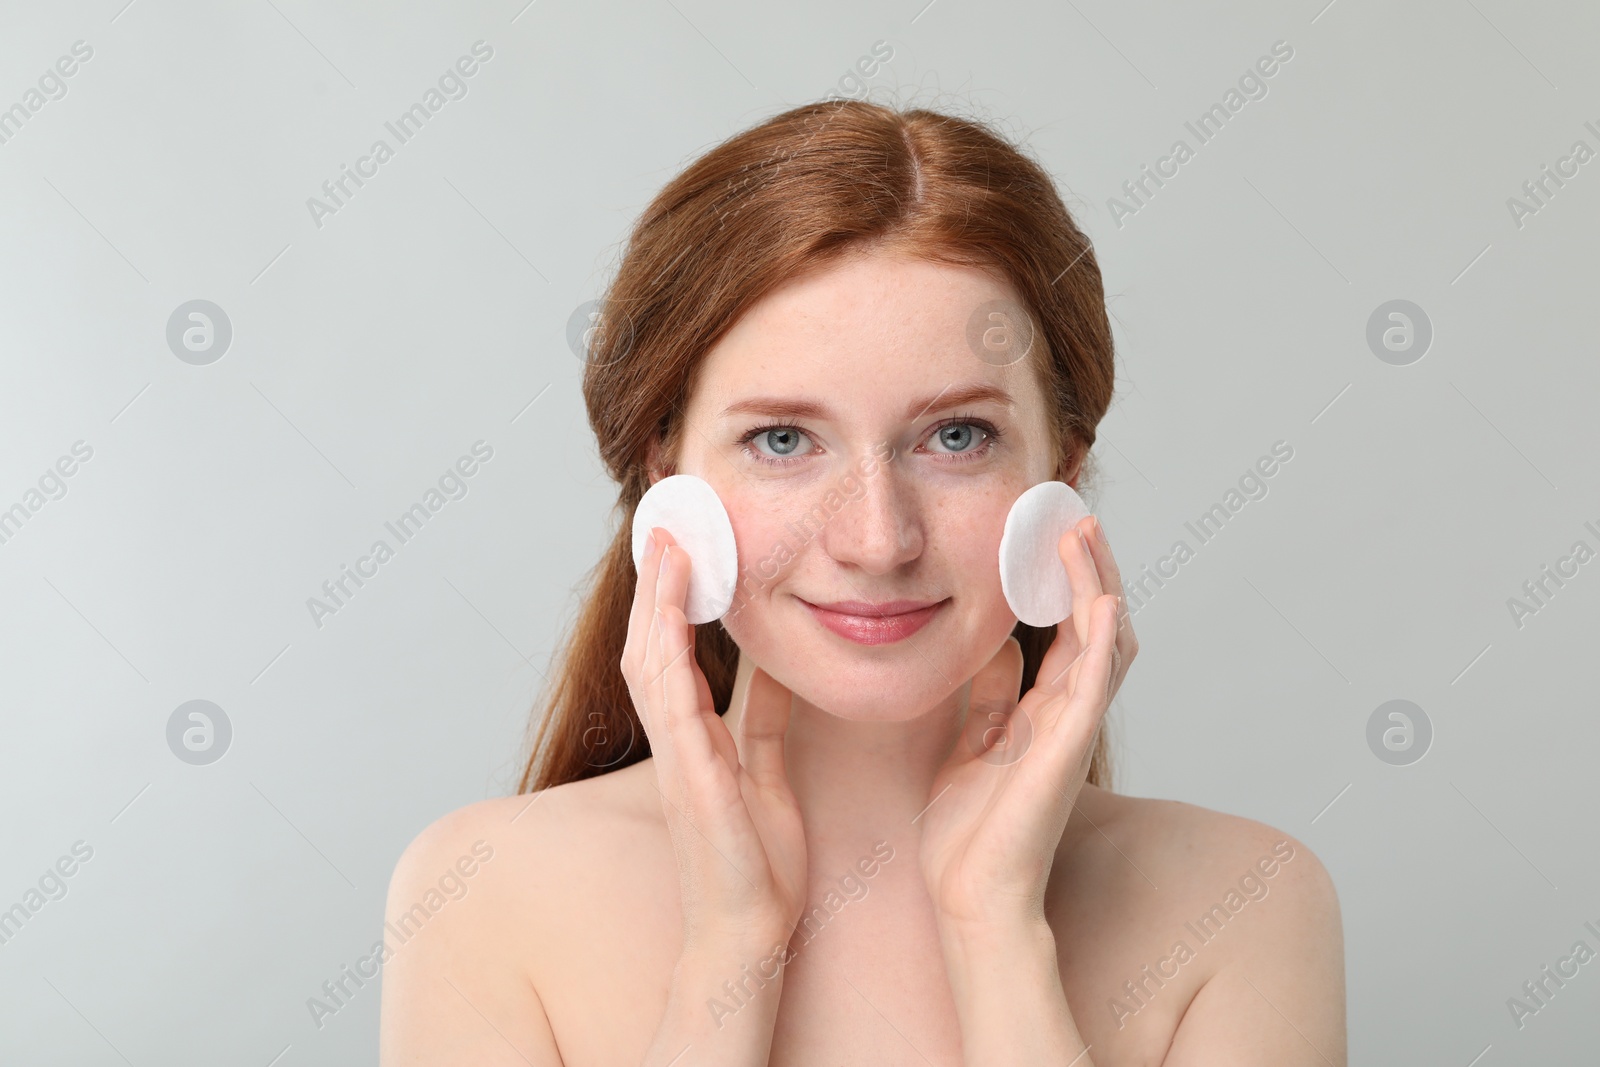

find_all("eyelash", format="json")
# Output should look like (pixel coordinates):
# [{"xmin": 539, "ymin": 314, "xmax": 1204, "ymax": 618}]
[{"xmin": 736, "ymin": 414, "xmax": 1005, "ymax": 468}]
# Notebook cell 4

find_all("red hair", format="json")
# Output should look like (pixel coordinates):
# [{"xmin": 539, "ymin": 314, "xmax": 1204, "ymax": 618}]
[{"xmin": 518, "ymin": 98, "xmax": 1116, "ymax": 794}]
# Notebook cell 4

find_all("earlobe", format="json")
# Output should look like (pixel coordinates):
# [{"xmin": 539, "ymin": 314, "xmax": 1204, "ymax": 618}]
[
  {"xmin": 1058, "ymin": 447, "xmax": 1084, "ymax": 490},
  {"xmin": 644, "ymin": 439, "xmax": 672, "ymax": 485}
]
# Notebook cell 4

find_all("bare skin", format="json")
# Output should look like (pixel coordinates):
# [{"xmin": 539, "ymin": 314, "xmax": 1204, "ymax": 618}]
[
  {"xmin": 380, "ymin": 775, "xmax": 1341, "ymax": 1065},
  {"xmin": 379, "ymin": 249, "xmax": 1346, "ymax": 1065}
]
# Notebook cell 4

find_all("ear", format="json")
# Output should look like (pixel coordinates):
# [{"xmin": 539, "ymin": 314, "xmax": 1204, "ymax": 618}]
[
  {"xmin": 644, "ymin": 437, "xmax": 673, "ymax": 486},
  {"xmin": 1057, "ymin": 442, "xmax": 1083, "ymax": 489}
]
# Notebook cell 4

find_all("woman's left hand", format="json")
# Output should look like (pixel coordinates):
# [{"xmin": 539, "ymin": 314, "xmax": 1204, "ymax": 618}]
[{"xmin": 917, "ymin": 514, "xmax": 1138, "ymax": 931}]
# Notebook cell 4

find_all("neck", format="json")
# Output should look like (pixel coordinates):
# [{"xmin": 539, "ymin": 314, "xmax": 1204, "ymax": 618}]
[{"xmin": 723, "ymin": 649, "xmax": 971, "ymax": 852}]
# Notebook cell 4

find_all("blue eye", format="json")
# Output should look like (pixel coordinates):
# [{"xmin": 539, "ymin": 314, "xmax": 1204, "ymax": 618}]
[
  {"xmin": 742, "ymin": 425, "xmax": 814, "ymax": 462},
  {"xmin": 927, "ymin": 419, "xmax": 1002, "ymax": 460},
  {"xmin": 932, "ymin": 423, "xmax": 978, "ymax": 453},
  {"xmin": 759, "ymin": 427, "xmax": 805, "ymax": 455},
  {"xmin": 736, "ymin": 416, "xmax": 1003, "ymax": 468}
]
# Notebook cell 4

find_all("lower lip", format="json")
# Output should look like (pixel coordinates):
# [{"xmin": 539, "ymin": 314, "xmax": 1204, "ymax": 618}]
[{"xmin": 799, "ymin": 599, "xmax": 946, "ymax": 645}]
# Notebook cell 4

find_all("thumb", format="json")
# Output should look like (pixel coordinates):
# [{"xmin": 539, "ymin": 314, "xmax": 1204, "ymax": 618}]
[
  {"xmin": 738, "ymin": 665, "xmax": 795, "ymax": 791},
  {"xmin": 959, "ymin": 636, "xmax": 1026, "ymax": 765}
]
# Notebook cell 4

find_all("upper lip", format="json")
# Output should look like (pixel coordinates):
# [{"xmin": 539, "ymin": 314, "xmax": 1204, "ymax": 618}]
[{"xmin": 801, "ymin": 597, "xmax": 945, "ymax": 616}]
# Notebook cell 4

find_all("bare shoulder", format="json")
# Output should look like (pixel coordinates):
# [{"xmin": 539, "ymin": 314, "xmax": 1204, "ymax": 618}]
[
  {"xmin": 390, "ymin": 761, "xmax": 663, "ymax": 894},
  {"xmin": 383, "ymin": 760, "xmax": 667, "ymax": 957},
  {"xmin": 1079, "ymin": 785, "xmax": 1339, "ymax": 903},
  {"xmin": 1072, "ymin": 787, "xmax": 1346, "ymax": 1063},
  {"xmin": 378, "ymin": 763, "xmax": 668, "ymax": 1066}
]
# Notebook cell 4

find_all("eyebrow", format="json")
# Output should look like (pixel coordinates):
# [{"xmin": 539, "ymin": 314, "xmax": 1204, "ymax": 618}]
[{"xmin": 718, "ymin": 382, "xmax": 1014, "ymax": 423}]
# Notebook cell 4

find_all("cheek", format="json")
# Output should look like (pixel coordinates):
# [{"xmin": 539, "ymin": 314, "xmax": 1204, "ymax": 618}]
[
  {"xmin": 936, "ymin": 490, "xmax": 1032, "ymax": 662},
  {"xmin": 746, "ymin": 515, "xmax": 797, "ymax": 577},
  {"xmin": 940, "ymin": 489, "xmax": 1012, "ymax": 601},
  {"xmin": 721, "ymin": 505, "xmax": 795, "ymax": 618}
]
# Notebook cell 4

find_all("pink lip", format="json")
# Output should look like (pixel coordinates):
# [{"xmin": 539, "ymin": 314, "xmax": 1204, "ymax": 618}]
[{"xmin": 798, "ymin": 597, "xmax": 947, "ymax": 645}]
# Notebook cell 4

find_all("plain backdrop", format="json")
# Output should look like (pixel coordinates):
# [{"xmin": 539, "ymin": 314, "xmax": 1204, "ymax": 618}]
[{"xmin": 1, "ymin": 0, "xmax": 1596, "ymax": 1063}]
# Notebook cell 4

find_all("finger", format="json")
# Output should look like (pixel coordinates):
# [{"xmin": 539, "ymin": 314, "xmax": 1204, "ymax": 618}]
[
  {"xmin": 1081, "ymin": 516, "xmax": 1138, "ymax": 693},
  {"xmin": 627, "ymin": 525, "xmax": 673, "ymax": 663},
  {"xmin": 969, "ymin": 635, "xmax": 1025, "ymax": 712},
  {"xmin": 651, "ymin": 604, "xmax": 741, "ymax": 854},
  {"xmin": 656, "ymin": 600, "xmax": 713, "ymax": 753},
  {"xmin": 640, "ymin": 533, "xmax": 683, "ymax": 758},
  {"xmin": 1035, "ymin": 607, "xmax": 1092, "ymax": 697},
  {"xmin": 738, "ymin": 665, "xmax": 794, "ymax": 792},
  {"xmin": 652, "ymin": 543, "xmax": 716, "ymax": 726},
  {"xmin": 1036, "ymin": 631, "xmax": 1082, "ymax": 705},
  {"xmin": 1034, "ymin": 522, "xmax": 1099, "ymax": 687},
  {"xmin": 691, "ymin": 631, "xmax": 715, "ymax": 713},
  {"xmin": 626, "ymin": 523, "xmax": 674, "ymax": 732},
  {"xmin": 1060, "ymin": 520, "xmax": 1105, "ymax": 653},
  {"xmin": 638, "ymin": 549, "xmax": 670, "ymax": 755},
  {"xmin": 1082, "ymin": 516, "xmax": 1125, "ymax": 608},
  {"xmin": 679, "ymin": 596, "xmax": 713, "ymax": 711},
  {"xmin": 958, "ymin": 636, "xmax": 1025, "ymax": 765},
  {"xmin": 1045, "ymin": 594, "xmax": 1119, "ymax": 750},
  {"xmin": 651, "ymin": 541, "xmax": 699, "ymax": 698},
  {"xmin": 654, "ymin": 548, "xmax": 728, "ymax": 777},
  {"xmin": 649, "ymin": 542, "xmax": 689, "ymax": 701}
]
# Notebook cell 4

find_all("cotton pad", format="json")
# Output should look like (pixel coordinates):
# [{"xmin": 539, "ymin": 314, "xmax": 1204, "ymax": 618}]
[
  {"xmin": 631, "ymin": 474, "xmax": 738, "ymax": 624},
  {"xmin": 998, "ymin": 480, "xmax": 1092, "ymax": 627}
]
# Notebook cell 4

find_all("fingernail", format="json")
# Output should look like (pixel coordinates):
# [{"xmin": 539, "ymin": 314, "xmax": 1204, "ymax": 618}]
[
  {"xmin": 1077, "ymin": 528, "xmax": 1089, "ymax": 554},
  {"xmin": 644, "ymin": 529, "xmax": 656, "ymax": 556},
  {"xmin": 1094, "ymin": 516, "xmax": 1108, "ymax": 545}
]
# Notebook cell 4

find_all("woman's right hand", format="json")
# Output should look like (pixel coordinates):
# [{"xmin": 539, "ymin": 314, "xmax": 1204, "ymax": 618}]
[{"xmin": 624, "ymin": 525, "xmax": 808, "ymax": 954}]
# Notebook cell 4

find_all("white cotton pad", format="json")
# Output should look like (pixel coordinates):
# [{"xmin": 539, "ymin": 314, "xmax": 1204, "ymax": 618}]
[
  {"xmin": 631, "ymin": 474, "xmax": 738, "ymax": 624},
  {"xmin": 998, "ymin": 480, "xmax": 1092, "ymax": 627}
]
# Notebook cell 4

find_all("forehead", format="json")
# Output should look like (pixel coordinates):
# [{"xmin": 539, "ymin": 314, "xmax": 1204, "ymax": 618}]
[{"xmin": 686, "ymin": 251, "xmax": 1044, "ymax": 416}]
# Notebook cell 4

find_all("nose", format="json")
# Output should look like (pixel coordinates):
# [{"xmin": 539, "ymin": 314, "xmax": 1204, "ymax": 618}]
[{"xmin": 815, "ymin": 458, "xmax": 924, "ymax": 576}]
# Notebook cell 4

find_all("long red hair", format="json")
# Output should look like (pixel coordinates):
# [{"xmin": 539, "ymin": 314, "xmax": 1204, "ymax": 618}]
[{"xmin": 518, "ymin": 98, "xmax": 1117, "ymax": 794}]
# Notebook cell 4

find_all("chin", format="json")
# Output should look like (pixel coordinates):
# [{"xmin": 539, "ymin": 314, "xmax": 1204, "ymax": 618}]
[{"xmin": 796, "ymin": 672, "xmax": 953, "ymax": 722}]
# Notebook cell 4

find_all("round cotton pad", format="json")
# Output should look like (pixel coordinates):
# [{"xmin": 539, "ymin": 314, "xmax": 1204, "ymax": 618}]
[
  {"xmin": 998, "ymin": 480, "xmax": 1092, "ymax": 628},
  {"xmin": 631, "ymin": 474, "xmax": 738, "ymax": 624}
]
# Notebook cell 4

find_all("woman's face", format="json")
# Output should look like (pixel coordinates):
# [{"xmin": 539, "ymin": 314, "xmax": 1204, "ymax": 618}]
[{"xmin": 659, "ymin": 248, "xmax": 1065, "ymax": 722}]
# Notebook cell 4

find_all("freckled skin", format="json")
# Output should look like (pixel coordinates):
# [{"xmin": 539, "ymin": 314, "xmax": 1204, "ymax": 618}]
[
  {"xmin": 664, "ymin": 249, "xmax": 1059, "ymax": 726},
  {"xmin": 380, "ymin": 248, "xmax": 1347, "ymax": 1067}
]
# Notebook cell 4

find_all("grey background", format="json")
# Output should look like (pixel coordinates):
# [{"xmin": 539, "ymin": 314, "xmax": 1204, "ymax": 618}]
[{"xmin": 1, "ymin": 0, "xmax": 1596, "ymax": 1063}]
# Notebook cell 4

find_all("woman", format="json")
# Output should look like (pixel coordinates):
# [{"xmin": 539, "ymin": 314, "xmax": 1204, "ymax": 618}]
[{"xmin": 379, "ymin": 99, "xmax": 1346, "ymax": 1065}]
